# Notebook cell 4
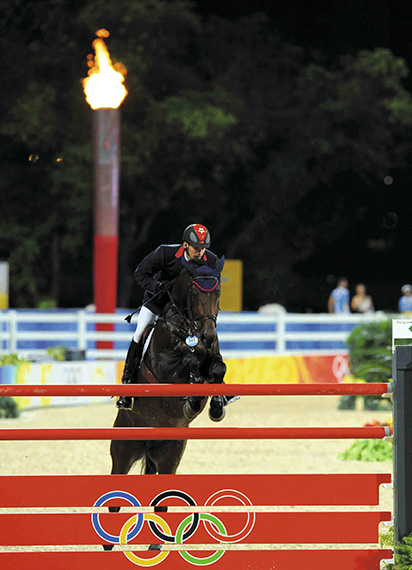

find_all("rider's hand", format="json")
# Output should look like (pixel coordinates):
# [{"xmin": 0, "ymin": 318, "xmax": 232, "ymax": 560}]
[{"xmin": 155, "ymin": 281, "xmax": 166, "ymax": 294}]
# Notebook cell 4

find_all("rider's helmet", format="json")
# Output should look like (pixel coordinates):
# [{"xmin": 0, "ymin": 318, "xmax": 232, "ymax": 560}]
[{"xmin": 182, "ymin": 224, "xmax": 211, "ymax": 249}]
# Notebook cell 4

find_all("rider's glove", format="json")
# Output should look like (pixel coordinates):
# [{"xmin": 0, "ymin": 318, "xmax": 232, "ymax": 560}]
[{"xmin": 155, "ymin": 281, "xmax": 166, "ymax": 294}]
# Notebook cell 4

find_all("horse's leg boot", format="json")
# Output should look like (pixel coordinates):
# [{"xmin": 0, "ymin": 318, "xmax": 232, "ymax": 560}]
[{"xmin": 117, "ymin": 340, "xmax": 140, "ymax": 410}]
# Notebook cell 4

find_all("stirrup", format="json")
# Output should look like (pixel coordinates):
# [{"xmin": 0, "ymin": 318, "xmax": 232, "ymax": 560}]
[
  {"xmin": 116, "ymin": 396, "xmax": 134, "ymax": 410},
  {"xmin": 223, "ymin": 395, "xmax": 241, "ymax": 406}
]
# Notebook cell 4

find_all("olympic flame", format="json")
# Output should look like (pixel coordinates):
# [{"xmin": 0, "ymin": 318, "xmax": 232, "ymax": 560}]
[{"xmin": 82, "ymin": 29, "xmax": 128, "ymax": 110}]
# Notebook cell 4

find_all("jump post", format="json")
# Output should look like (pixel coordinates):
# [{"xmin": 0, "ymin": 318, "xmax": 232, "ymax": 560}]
[{"xmin": 2, "ymin": 346, "xmax": 412, "ymax": 569}]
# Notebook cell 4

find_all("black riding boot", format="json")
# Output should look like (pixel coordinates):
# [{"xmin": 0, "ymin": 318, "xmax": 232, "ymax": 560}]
[{"xmin": 116, "ymin": 340, "xmax": 140, "ymax": 410}]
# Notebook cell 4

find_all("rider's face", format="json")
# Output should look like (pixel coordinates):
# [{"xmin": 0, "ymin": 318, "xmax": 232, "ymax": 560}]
[{"xmin": 184, "ymin": 242, "xmax": 205, "ymax": 260}]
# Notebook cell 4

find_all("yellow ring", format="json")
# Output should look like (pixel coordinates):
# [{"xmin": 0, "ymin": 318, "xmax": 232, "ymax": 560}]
[{"xmin": 120, "ymin": 513, "xmax": 172, "ymax": 567}]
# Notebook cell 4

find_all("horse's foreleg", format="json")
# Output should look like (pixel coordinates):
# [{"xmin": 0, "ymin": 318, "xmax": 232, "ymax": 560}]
[
  {"xmin": 182, "ymin": 353, "xmax": 205, "ymax": 419},
  {"xmin": 183, "ymin": 395, "xmax": 205, "ymax": 419},
  {"xmin": 207, "ymin": 354, "xmax": 228, "ymax": 421},
  {"xmin": 209, "ymin": 353, "xmax": 227, "ymax": 383},
  {"xmin": 182, "ymin": 353, "xmax": 201, "ymax": 383}
]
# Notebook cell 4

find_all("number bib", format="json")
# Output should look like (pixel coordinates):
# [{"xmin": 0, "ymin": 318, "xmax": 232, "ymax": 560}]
[{"xmin": 185, "ymin": 335, "xmax": 199, "ymax": 348}]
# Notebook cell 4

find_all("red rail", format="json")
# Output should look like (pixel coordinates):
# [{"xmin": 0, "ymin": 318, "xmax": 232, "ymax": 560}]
[
  {"xmin": 0, "ymin": 549, "xmax": 394, "ymax": 570},
  {"xmin": 0, "ymin": 426, "xmax": 390, "ymax": 441},
  {"xmin": 0, "ymin": 382, "xmax": 391, "ymax": 397}
]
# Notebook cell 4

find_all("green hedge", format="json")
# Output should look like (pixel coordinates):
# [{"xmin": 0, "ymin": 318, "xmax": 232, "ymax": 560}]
[
  {"xmin": 346, "ymin": 319, "xmax": 392, "ymax": 383},
  {"xmin": 340, "ymin": 319, "xmax": 392, "ymax": 411},
  {"xmin": 336, "ymin": 438, "xmax": 392, "ymax": 462}
]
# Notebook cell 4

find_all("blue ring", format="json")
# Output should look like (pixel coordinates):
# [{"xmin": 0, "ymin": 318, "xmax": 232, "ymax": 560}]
[{"xmin": 92, "ymin": 491, "xmax": 143, "ymax": 544}]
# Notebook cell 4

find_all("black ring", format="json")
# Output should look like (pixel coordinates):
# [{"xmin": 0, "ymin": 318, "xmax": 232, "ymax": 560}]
[{"xmin": 149, "ymin": 490, "xmax": 199, "ymax": 543}]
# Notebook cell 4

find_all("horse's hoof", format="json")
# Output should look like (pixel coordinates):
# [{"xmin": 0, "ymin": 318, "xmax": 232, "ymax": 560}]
[
  {"xmin": 183, "ymin": 400, "xmax": 200, "ymax": 420},
  {"xmin": 116, "ymin": 396, "xmax": 133, "ymax": 410},
  {"xmin": 209, "ymin": 396, "xmax": 226, "ymax": 422},
  {"xmin": 209, "ymin": 406, "xmax": 226, "ymax": 422},
  {"xmin": 103, "ymin": 544, "xmax": 114, "ymax": 551}
]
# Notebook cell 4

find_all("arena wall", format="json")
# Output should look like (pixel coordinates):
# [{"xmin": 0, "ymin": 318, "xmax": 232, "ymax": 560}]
[{"xmin": 0, "ymin": 353, "xmax": 349, "ymax": 410}]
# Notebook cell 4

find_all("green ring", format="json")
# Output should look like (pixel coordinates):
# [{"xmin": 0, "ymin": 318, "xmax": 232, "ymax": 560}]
[{"xmin": 176, "ymin": 514, "xmax": 226, "ymax": 565}]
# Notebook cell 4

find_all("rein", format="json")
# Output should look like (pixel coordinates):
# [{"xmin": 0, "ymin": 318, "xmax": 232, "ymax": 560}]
[{"xmin": 162, "ymin": 277, "xmax": 218, "ymax": 345}]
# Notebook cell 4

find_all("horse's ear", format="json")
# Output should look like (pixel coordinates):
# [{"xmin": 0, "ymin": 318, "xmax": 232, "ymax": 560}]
[
  {"xmin": 214, "ymin": 255, "xmax": 225, "ymax": 275},
  {"xmin": 181, "ymin": 255, "xmax": 196, "ymax": 276}
]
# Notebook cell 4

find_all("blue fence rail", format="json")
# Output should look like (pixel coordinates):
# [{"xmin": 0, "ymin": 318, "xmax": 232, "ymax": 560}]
[{"xmin": 0, "ymin": 310, "xmax": 388, "ymax": 360}]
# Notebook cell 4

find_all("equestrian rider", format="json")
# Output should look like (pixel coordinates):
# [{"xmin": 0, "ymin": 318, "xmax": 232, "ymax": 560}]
[{"xmin": 117, "ymin": 223, "xmax": 221, "ymax": 410}]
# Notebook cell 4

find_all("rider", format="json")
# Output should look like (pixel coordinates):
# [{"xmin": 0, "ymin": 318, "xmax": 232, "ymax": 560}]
[{"xmin": 117, "ymin": 223, "xmax": 221, "ymax": 410}]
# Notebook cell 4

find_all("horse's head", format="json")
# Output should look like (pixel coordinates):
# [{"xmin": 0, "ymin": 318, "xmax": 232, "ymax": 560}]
[{"xmin": 174, "ymin": 256, "xmax": 225, "ymax": 348}]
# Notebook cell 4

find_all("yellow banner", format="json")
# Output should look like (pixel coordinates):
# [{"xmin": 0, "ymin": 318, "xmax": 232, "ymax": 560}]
[
  {"xmin": 224, "ymin": 354, "xmax": 349, "ymax": 384},
  {"xmin": 220, "ymin": 259, "xmax": 242, "ymax": 312}
]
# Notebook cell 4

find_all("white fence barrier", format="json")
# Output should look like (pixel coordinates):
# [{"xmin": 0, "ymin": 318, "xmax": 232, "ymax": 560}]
[{"xmin": 0, "ymin": 310, "xmax": 389, "ymax": 361}]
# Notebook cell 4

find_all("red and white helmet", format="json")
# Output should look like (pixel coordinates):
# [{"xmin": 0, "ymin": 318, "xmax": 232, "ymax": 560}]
[{"xmin": 182, "ymin": 224, "xmax": 211, "ymax": 248}]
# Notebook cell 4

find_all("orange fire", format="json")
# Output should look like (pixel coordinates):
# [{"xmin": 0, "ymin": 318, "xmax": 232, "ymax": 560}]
[{"xmin": 82, "ymin": 29, "xmax": 128, "ymax": 110}]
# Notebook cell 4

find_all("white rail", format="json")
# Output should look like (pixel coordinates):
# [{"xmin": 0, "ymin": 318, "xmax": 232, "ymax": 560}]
[{"xmin": 0, "ymin": 310, "xmax": 389, "ymax": 360}]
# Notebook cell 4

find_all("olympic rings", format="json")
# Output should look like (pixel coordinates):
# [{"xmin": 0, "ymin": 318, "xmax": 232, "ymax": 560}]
[{"xmin": 91, "ymin": 487, "xmax": 256, "ymax": 566}]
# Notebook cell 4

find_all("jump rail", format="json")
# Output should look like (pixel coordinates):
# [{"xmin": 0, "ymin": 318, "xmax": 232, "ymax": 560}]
[
  {"xmin": 0, "ymin": 426, "xmax": 390, "ymax": 440},
  {"xmin": 0, "ymin": 382, "xmax": 392, "ymax": 397}
]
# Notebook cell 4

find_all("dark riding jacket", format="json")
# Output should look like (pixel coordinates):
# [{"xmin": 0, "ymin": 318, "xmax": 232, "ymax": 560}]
[{"xmin": 134, "ymin": 244, "xmax": 218, "ymax": 314}]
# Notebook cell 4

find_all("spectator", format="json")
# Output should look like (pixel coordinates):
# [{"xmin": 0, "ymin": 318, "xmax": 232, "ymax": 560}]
[
  {"xmin": 328, "ymin": 277, "xmax": 350, "ymax": 314},
  {"xmin": 351, "ymin": 283, "xmax": 374, "ymax": 314},
  {"xmin": 399, "ymin": 284, "xmax": 412, "ymax": 315}
]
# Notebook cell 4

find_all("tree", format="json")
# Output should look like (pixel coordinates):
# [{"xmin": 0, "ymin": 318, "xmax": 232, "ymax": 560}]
[{"xmin": 2, "ymin": 1, "xmax": 412, "ymax": 310}]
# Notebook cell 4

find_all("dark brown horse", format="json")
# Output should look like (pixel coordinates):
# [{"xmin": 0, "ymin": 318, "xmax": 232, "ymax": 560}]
[{"xmin": 109, "ymin": 256, "xmax": 226, "ymax": 477}]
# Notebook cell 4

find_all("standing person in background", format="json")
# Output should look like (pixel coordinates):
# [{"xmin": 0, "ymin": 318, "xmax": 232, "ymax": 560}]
[
  {"xmin": 328, "ymin": 277, "xmax": 350, "ymax": 314},
  {"xmin": 399, "ymin": 284, "xmax": 412, "ymax": 315},
  {"xmin": 351, "ymin": 283, "xmax": 374, "ymax": 314}
]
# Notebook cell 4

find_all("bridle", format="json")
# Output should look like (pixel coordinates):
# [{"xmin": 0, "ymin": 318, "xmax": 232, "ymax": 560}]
[
  {"xmin": 187, "ymin": 275, "xmax": 219, "ymax": 327},
  {"xmin": 162, "ymin": 275, "xmax": 219, "ymax": 345}
]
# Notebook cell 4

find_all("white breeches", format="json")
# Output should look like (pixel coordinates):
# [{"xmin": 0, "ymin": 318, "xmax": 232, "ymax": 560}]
[{"xmin": 132, "ymin": 306, "xmax": 158, "ymax": 343}]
